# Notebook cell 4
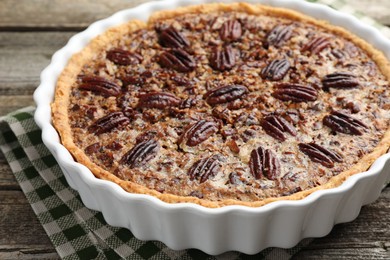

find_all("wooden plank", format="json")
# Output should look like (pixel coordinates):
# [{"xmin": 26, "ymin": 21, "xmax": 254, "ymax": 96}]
[
  {"xmin": 0, "ymin": 190, "xmax": 59, "ymax": 259},
  {"xmin": 0, "ymin": 1, "xmax": 389, "ymax": 258},
  {"xmin": 0, "ymin": 185, "xmax": 388, "ymax": 259},
  {"xmin": 0, "ymin": 0, "xmax": 149, "ymax": 30},
  {"xmin": 1, "ymin": 7, "xmax": 389, "ymax": 97},
  {"xmin": 0, "ymin": 32, "xmax": 75, "ymax": 95},
  {"xmin": 0, "ymin": 0, "xmax": 389, "ymax": 29},
  {"xmin": 0, "ymin": 162, "xmax": 19, "ymax": 190},
  {"xmin": 294, "ymin": 248, "xmax": 389, "ymax": 259},
  {"xmin": 294, "ymin": 187, "xmax": 390, "ymax": 259},
  {"xmin": 0, "ymin": 245, "xmax": 59, "ymax": 260},
  {"xmin": 0, "ymin": 96, "xmax": 34, "ymax": 115}
]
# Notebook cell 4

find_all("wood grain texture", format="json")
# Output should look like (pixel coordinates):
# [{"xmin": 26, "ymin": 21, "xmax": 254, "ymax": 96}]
[
  {"xmin": 0, "ymin": 0, "xmax": 389, "ymax": 29},
  {"xmin": 0, "ymin": 0, "xmax": 389, "ymax": 259},
  {"xmin": 0, "ymin": 0, "xmax": 149, "ymax": 30},
  {"xmin": 0, "ymin": 191, "xmax": 59, "ymax": 260},
  {"xmin": 0, "ymin": 162, "xmax": 19, "ymax": 190},
  {"xmin": 0, "ymin": 96, "xmax": 35, "ymax": 115},
  {"xmin": 0, "ymin": 32, "xmax": 75, "ymax": 95},
  {"xmin": 294, "ymin": 187, "xmax": 390, "ymax": 259}
]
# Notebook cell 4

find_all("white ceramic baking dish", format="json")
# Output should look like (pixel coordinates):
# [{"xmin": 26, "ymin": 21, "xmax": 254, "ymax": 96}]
[{"xmin": 34, "ymin": 0, "xmax": 390, "ymax": 255}]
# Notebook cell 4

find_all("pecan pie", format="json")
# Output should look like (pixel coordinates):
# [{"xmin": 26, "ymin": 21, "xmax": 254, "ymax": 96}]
[{"xmin": 52, "ymin": 3, "xmax": 390, "ymax": 207}]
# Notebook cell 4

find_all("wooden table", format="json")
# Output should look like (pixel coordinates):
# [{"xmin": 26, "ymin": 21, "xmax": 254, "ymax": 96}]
[{"xmin": 0, "ymin": 1, "xmax": 389, "ymax": 259}]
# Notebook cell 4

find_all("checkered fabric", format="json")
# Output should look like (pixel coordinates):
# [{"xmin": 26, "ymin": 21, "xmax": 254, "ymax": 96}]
[
  {"xmin": 0, "ymin": 1, "xmax": 389, "ymax": 259},
  {"xmin": 0, "ymin": 107, "xmax": 315, "ymax": 259}
]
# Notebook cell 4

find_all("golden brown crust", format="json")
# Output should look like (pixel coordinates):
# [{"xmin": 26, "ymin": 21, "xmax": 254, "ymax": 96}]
[{"xmin": 52, "ymin": 3, "xmax": 390, "ymax": 208}]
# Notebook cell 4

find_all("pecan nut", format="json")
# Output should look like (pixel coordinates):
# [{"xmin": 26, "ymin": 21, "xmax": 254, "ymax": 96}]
[
  {"xmin": 323, "ymin": 111, "xmax": 368, "ymax": 135},
  {"xmin": 212, "ymin": 106, "xmax": 232, "ymax": 123},
  {"xmin": 299, "ymin": 142, "xmax": 342, "ymax": 168},
  {"xmin": 209, "ymin": 45, "xmax": 237, "ymax": 71},
  {"xmin": 88, "ymin": 112, "xmax": 129, "ymax": 135},
  {"xmin": 204, "ymin": 84, "xmax": 248, "ymax": 105},
  {"xmin": 241, "ymin": 129, "xmax": 256, "ymax": 142},
  {"xmin": 171, "ymin": 75, "xmax": 192, "ymax": 87},
  {"xmin": 85, "ymin": 143, "xmax": 100, "ymax": 155},
  {"xmin": 188, "ymin": 155, "xmax": 220, "ymax": 183},
  {"xmin": 159, "ymin": 26, "xmax": 190, "ymax": 48},
  {"xmin": 331, "ymin": 49, "xmax": 345, "ymax": 60},
  {"xmin": 302, "ymin": 36, "xmax": 330, "ymax": 55},
  {"xmin": 226, "ymin": 139, "xmax": 240, "ymax": 154},
  {"xmin": 261, "ymin": 114, "xmax": 297, "ymax": 141},
  {"xmin": 121, "ymin": 75, "xmax": 145, "ymax": 87},
  {"xmin": 322, "ymin": 72, "xmax": 359, "ymax": 90},
  {"xmin": 220, "ymin": 19, "xmax": 242, "ymax": 42},
  {"xmin": 179, "ymin": 120, "xmax": 218, "ymax": 147},
  {"xmin": 249, "ymin": 146, "xmax": 280, "ymax": 180},
  {"xmin": 261, "ymin": 59, "xmax": 291, "ymax": 81},
  {"xmin": 79, "ymin": 76, "xmax": 121, "ymax": 97},
  {"xmin": 106, "ymin": 48, "xmax": 142, "ymax": 65},
  {"xmin": 137, "ymin": 92, "xmax": 181, "ymax": 109},
  {"xmin": 158, "ymin": 49, "xmax": 196, "ymax": 72},
  {"xmin": 264, "ymin": 25, "xmax": 293, "ymax": 48},
  {"xmin": 179, "ymin": 97, "xmax": 197, "ymax": 109},
  {"xmin": 273, "ymin": 83, "xmax": 318, "ymax": 102},
  {"xmin": 106, "ymin": 141, "xmax": 123, "ymax": 151},
  {"xmin": 120, "ymin": 139, "xmax": 160, "ymax": 168}
]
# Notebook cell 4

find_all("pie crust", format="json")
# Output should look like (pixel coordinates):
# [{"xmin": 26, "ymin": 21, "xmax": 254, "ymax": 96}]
[{"xmin": 52, "ymin": 3, "xmax": 390, "ymax": 207}]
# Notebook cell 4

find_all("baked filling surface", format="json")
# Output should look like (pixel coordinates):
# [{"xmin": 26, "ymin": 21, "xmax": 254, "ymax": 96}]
[{"xmin": 52, "ymin": 3, "xmax": 390, "ymax": 207}]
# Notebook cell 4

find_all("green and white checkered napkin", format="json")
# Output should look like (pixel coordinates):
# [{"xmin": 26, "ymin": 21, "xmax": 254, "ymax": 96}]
[
  {"xmin": 0, "ymin": 107, "xmax": 314, "ymax": 259},
  {"xmin": 1, "ymin": 1, "xmax": 389, "ymax": 259}
]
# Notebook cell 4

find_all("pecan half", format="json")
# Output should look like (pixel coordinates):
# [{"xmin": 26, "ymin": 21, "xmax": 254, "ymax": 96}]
[
  {"xmin": 121, "ymin": 139, "xmax": 160, "ymax": 168},
  {"xmin": 106, "ymin": 48, "xmax": 142, "ymax": 65},
  {"xmin": 209, "ymin": 45, "xmax": 237, "ymax": 71},
  {"xmin": 179, "ymin": 120, "xmax": 218, "ymax": 147},
  {"xmin": 159, "ymin": 26, "xmax": 190, "ymax": 48},
  {"xmin": 273, "ymin": 83, "xmax": 318, "ymax": 102},
  {"xmin": 137, "ymin": 92, "xmax": 181, "ymax": 109},
  {"xmin": 79, "ymin": 76, "xmax": 121, "ymax": 97},
  {"xmin": 220, "ymin": 19, "xmax": 242, "ymax": 42},
  {"xmin": 249, "ymin": 146, "xmax": 280, "ymax": 180},
  {"xmin": 188, "ymin": 155, "xmax": 220, "ymax": 183},
  {"xmin": 299, "ymin": 142, "xmax": 342, "ymax": 168},
  {"xmin": 261, "ymin": 59, "xmax": 291, "ymax": 81},
  {"xmin": 322, "ymin": 72, "xmax": 359, "ymax": 90},
  {"xmin": 302, "ymin": 36, "xmax": 330, "ymax": 55},
  {"xmin": 261, "ymin": 114, "xmax": 297, "ymax": 141},
  {"xmin": 204, "ymin": 84, "xmax": 248, "ymax": 105},
  {"xmin": 88, "ymin": 112, "xmax": 129, "ymax": 135},
  {"xmin": 323, "ymin": 111, "xmax": 368, "ymax": 135},
  {"xmin": 264, "ymin": 25, "xmax": 293, "ymax": 48},
  {"xmin": 158, "ymin": 49, "xmax": 196, "ymax": 72}
]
